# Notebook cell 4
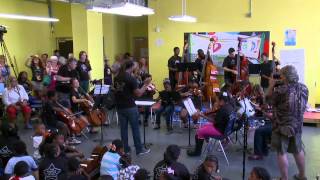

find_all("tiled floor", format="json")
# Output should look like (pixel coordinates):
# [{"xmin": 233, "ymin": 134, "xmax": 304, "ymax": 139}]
[{"xmin": 20, "ymin": 118, "xmax": 320, "ymax": 179}]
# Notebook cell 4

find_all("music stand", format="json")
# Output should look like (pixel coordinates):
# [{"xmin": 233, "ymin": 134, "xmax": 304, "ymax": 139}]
[
  {"xmin": 93, "ymin": 82, "xmax": 111, "ymax": 145},
  {"xmin": 135, "ymin": 100, "xmax": 156, "ymax": 148},
  {"xmin": 176, "ymin": 62, "xmax": 198, "ymax": 84},
  {"xmin": 180, "ymin": 97, "xmax": 197, "ymax": 149}
]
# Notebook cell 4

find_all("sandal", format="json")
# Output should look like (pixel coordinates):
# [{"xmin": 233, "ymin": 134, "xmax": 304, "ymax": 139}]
[{"xmin": 293, "ymin": 174, "xmax": 307, "ymax": 180}]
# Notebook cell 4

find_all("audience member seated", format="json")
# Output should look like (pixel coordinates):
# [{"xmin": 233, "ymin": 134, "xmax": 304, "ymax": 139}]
[
  {"xmin": 100, "ymin": 139, "xmax": 124, "ymax": 179},
  {"xmin": 134, "ymin": 169, "xmax": 150, "ymax": 180},
  {"xmin": 42, "ymin": 91, "xmax": 70, "ymax": 139},
  {"xmin": 192, "ymin": 155, "xmax": 223, "ymax": 180},
  {"xmin": 38, "ymin": 143, "xmax": 68, "ymax": 180},
  {"xmin": 118, "ymin": 154, "xmax": 140, "ymax": 180},
  {"xmin": 40, "ymin": 132, "xmax": 84, "ymax": 159},
  {"xmin": 154, "ymin": 79, "xmax": 175, "ymax": 131},
  {"xmin": 17, "ymin": 72, "xmax": 32, "ymax": 96},
  {"xmin": 67, "ymin": 157, "xmax": 89, "ymax": 180},
  {"xmin": 248, "ymin": 167, "xmax": 271, "ymax": 180},
  {"xmin": 8, "ymin": 161, "xmax": 35, "ymax": 180},
  {"xmin": 153, "ymin": 145, "xmax": 190, "ymax": 180},
  {"xmin": 187, "ymin": 93, "xmax": 235, "ymax": 156},
  {"xmin": 0, "ymin": 124, "xmax": 20, "ymax": 176},
  {"xmin": 4, "ymin": 141, "xmax": 38, "ymax": 179},
  {"xmin": 2, "ymin": 76, "xmax": 32, "ymax": 129},
  {"xmin": 32, "ymin": 124, "xmax": 47, "ymax": 161}
]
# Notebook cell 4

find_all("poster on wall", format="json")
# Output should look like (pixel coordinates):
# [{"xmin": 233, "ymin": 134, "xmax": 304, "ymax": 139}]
[
  {"xmin": 284, "ymin": 29, "xmax": 297, "ymax": 46},
  {"xmin": 184, "ymin": 31, "xmax": 270, "ymax": 73},
  {"xmin": 279, "ymin": 49, "xmax": 305, "ymax": 83}
]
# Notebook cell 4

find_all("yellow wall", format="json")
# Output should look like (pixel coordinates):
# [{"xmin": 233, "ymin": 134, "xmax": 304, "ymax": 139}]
[
  {"xmin": 0, "ymin": 0, "xmax": 53, "ymax": 75},
  {"xmin": 148, "ymin": 0, "xmax": 320, "ymax": 105},
  {"xmin": 128, "ymin": 16, "xmax": 148, "ymax": 53},
  {"xmin": 52, "ymin": 2, "xmax": 72, "ymax": 38}
]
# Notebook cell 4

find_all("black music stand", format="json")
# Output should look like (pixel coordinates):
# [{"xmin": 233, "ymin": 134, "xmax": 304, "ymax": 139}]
[
  {"xmin": 92, "ymin": 81, "xmax": 112, "ymax": 145},
  {"xmin": 180, "ymin": 98, "xmax": 197, "ymax": 149}
]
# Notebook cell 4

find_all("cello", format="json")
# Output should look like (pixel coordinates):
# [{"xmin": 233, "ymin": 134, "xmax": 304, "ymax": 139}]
[
  {"xmin": 55, "ymin": 102, "xmax": 88, "ymax": 135},
  {"xmin": 80, "ymin": 145, "xmax": 108, "ymax": 179},
  {"xmin": 79, "ymin": 95, "xmax": 107, "ymax": 127}
]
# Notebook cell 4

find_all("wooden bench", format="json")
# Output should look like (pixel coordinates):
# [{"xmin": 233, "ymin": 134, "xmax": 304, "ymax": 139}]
[{"xmin": 304, "ymin": 112, "xmax": 320, "ymax": 127}]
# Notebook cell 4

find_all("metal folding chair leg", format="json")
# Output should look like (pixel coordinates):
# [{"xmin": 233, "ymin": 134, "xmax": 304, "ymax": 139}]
[{"xmin": 218, "ymin": 140, "xmax": 229, "ymax": 166}]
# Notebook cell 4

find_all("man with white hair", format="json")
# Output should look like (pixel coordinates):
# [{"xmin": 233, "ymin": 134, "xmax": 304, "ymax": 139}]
[{"xmin": 266, "ymin": 65, "xmax": 308, "ymax": 180}]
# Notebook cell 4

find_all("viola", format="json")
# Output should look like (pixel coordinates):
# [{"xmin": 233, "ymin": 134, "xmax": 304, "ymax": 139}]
[{"xmin": 55, "ymin": 102, "xmax": 88, "ymax": 134}]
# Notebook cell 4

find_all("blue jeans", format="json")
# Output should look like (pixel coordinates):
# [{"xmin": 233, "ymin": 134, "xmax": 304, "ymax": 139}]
[
  {"xmin": 156, "ymin": 105, "xmax": 174, "ymax": 127},
  {"xmin": 254, "ymin": 122, "xmax": 272, "ymax": 156},
  {"xmin": 117, "ymin": 107, "xmax": 143, "ymax": 153}
]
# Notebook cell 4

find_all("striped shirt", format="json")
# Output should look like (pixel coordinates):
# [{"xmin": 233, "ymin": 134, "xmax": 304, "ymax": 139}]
[{"xmin": 100, "ymin": 152, "xmax": 121, "ymax": 180}]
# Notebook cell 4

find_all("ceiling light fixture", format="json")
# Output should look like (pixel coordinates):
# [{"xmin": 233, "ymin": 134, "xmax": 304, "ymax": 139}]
[
  {"xmin": 0, "ymin": 13, "xmax": 59, "ymax": 22},
  {"xmin": 168, "ymin": 0, "xmax": 197, "ymax": 23},
  {"xmin": 88, "ymin": 2, "xmax": 154, "ymax": 17}
]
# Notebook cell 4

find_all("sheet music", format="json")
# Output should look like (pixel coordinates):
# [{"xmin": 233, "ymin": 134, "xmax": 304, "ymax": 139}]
[
  {"xmin": 183, "ymin": 98, "xmax": 197, "ymax": 116},
  {"xmin": 94, "ymin": 85, "xmax": 110, "ymax": 95}
]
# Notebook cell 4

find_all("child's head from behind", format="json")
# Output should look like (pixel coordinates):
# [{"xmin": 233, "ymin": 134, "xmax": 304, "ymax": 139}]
[
  {"xmin": 248, "ymin": 167, "xmax": 271, "ymax": 180},
  {"xmin": 164, "ymin": 145, "xmax": 181, "ymax": 165},
  {"xmin": 13, "ymin": 141, "xmax": 27, "ymax": 156},
  {"xmin": 13, "ymin": 161, "xmax": 29, "ymax": 177},
  {"xmin": 68, "ymin": 157, "xmax": 81, "ymax": 172},
  {"xmin": 34, "ymin": 123, "xmax": 46, "ymax": 136},
  {"xmin": 109, "ymin": 139, "xmax": 124, "ymax": 154},
  {"xmin": 52, "ymin": 132, "xmax": 65, "ymax": 146},
  {"xmin": 44, "ymin": 143, "xmax": 60, "ymax": 158},
  {"xmin": 163, "ymin": 79, "xmax": 171, "ymax": 91},
  {"xmin": 134, "ymin": 168, "xmax": 150, "ymax": 180}
]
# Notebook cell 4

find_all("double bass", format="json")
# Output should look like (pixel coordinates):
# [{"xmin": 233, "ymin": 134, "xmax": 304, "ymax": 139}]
[
  {"xmin": 55, "ymin": 102, "xmax": 88, "ymax": 134},
  {"xmin": 231, "ymin": 37, "xmax": 250, "ymax": 95},
  {"xmin": 201, "ymin": 38, "xmax": 220, "ymax": 102}
]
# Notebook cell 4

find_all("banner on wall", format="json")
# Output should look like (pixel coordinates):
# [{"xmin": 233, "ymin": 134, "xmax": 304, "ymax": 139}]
[
  {"xmin": 280, "ymin": 49, "xmax": 305, "ymax": 83},
  {"xmin": 184, "ymin": 31, "xmax": 270, "ymax": 73}
]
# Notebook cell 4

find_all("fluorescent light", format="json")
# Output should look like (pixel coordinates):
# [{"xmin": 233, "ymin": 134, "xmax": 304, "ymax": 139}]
[
  {"xmin": 0, "ymin": 13, "xmax": 59, "ymax": 22},
  {"xmin": 169, "ymin": 0, "xmax": 197, "ymax": 23},
  {"xmin": 89, "ymin": 6, "xmax": 142, "ymax": 17},
  {"xmin": 168, "ymin": 15, "xmax": 197, "ymax": 23},
  {"xmin": 88, "ymin": 2, "xmax": 154, "ymax": 17}
]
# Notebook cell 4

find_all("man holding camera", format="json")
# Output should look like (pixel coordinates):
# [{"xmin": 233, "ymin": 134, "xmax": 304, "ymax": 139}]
[{"xmin": 267, "ymin": 65, "xmax": 308, "ymax": 180}]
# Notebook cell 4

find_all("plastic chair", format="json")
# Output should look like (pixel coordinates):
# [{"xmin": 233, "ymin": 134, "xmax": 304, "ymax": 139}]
[{"xmin": 202, "ymin": 111, "xmax": 239, "ymax": 166}]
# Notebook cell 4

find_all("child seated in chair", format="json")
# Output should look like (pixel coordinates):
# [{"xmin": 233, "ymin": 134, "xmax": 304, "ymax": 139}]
[
  {"xmin": 187, "ymin": 93, "xmax": 235, "ymax": 157},
  {"xmin": 154, "ymin": 79, "xmax": 177, "ymax": 132}
]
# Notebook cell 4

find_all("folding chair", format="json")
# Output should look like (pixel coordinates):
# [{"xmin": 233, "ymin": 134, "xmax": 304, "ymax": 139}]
[{"xmin": 202, "ymin": 111, "xmax": 239, "ymax": 166}]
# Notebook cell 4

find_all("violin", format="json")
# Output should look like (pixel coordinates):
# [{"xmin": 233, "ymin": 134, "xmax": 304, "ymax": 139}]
[
  {"xmin": 80, "ymin": 145, "xmax": 108, "ymax": 179},
  {"xmin": 55, "ymin": 102, "xmax": 88, "ymax": 134}
]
